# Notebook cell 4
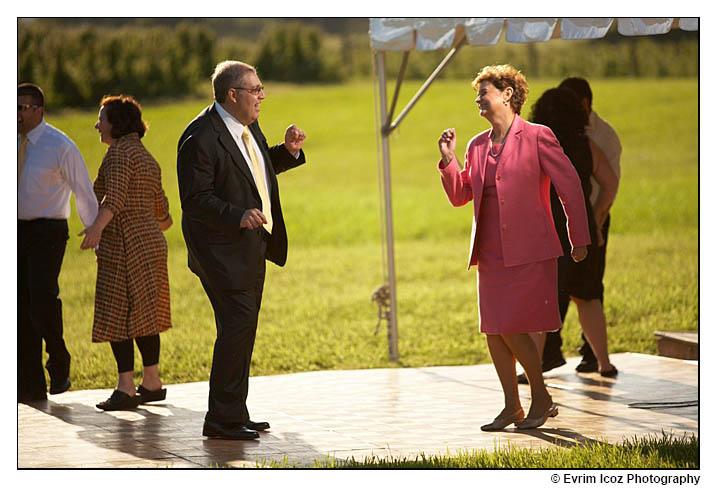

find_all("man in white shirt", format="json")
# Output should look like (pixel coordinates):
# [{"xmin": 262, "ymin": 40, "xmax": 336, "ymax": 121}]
[
  {"xmin": 177, "ymin": 61, "xmax": 306, "ymax": 440},
  {"xmin": 542, "ymin": 77, "xmax": 622, "ymax": 373},
  {"xmin": 18, "ymin": 83, "xmax": 98, "ymax": 403}
]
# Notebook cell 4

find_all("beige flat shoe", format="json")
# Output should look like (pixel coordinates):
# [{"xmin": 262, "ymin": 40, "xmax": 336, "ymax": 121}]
[
  {"xmin": 481, "ymin": 409, "xmax": 525, "ymax": 431},
  {"xmin": 516, "ymin": 403, "xmax": 559, "ymax": 430}
]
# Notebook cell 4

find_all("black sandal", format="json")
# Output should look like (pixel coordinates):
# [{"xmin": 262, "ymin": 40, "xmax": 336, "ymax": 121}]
[
  {"xmin": 137, "ymin": 385, "xmax": 167, "ymax": 404},
  {"xmin": 600, "ymin": 365, "xmax": 619, "ymax": 378},
  {"xmin": 96, "ymin": 390, "xmax": 141, "ymax": 411}
]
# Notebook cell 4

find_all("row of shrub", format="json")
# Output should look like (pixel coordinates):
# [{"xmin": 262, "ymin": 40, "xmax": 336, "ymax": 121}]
[
  {"xmin": 18, "ymin": 20, "xmax": 698, "ymax": 109},
  {"xmin": 19, "ymin": 23, "xmax": 216, "ymax": 108}
]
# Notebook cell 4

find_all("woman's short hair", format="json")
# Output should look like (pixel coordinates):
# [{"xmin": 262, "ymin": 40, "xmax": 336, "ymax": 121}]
[
  {"xmin": 472, "ymin": 64, "xmax": 529, "ymax": 115},
  {"xmin": 100, "ymin": 95, "xmax": 148, "ymax": 139},
  {"xmin": 211, "ymin": 60, "xmax": 257, "ymax": 103}
]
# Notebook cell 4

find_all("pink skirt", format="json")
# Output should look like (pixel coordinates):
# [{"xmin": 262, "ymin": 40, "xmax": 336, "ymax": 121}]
[{"xmin": 476, "ymin": 185, "xmax": 561, "ymax": 335}]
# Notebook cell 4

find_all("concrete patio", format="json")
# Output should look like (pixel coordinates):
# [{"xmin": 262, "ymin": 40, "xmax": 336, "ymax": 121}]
[{"xmin": 17, "ymin": 352, "xmax": 697, "ymax": 468}]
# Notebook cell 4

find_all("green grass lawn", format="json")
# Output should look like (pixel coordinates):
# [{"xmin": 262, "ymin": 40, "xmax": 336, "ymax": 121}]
[
  {"xmin": 45, "ymin": 78, "xmax": 697, "ymax": 390},
  {"xmin": 269, "ymin": 433, "xmax": 698, "ymax": 469}
]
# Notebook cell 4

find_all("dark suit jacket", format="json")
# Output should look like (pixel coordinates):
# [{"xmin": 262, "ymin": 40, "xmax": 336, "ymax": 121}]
[{"xmin": 177, "ymin": 104, "xmax": 305, "ymax": 290}]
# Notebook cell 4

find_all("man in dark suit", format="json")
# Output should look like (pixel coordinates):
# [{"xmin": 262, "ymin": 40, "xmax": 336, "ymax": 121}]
[{"xmin": 177, "ymin": 61, "xmax": 306, "ymax": 440}]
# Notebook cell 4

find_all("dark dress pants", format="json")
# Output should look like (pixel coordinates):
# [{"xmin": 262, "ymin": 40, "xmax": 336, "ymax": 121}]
[
  {"xmin": 544, "ymin": 215, "xmax": 610, "ymax": 363},
  {"xmin": 18, "ymin": 219, "xmax": 71, "ymax": 401},
  {"xmin": 201, "ymin": 237, "xmax": 267, "ymax": 425}
]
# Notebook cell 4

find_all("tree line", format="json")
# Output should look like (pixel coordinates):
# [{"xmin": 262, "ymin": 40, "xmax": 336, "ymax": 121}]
[{"xmin": 18, "ymin": 20, "xmax": 698, "ymax": 110}]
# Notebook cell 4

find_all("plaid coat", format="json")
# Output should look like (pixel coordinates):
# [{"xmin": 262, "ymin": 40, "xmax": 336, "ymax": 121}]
[{"xmin": 92, "ymin": 133, "xmax": 171, "ymax": 342}]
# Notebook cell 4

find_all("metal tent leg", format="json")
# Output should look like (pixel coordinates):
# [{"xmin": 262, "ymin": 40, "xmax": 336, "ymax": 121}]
[{"xmin": 374, "ymin": 50, "xmax": 399, "ymax": 362}]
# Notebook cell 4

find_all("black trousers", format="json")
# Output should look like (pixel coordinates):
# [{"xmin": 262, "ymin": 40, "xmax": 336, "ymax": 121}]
[
  {"xmin": 544, "ymin": 214, "xmax": 610, "ymax": 362},
  {"xmin": 201, "ymin": 235, "xmax": 267, "ymax": 425},
  {"xmin": 18, "ymin": 219, "xmax": 71, "ymax": 400}
]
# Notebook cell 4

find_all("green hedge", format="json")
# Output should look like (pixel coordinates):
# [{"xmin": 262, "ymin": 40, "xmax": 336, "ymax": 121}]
[
  {"xmin": 18, "ymin": 22, "xmax": 215, "ymax": 108},
  {"xmin": 18, "ymin": 20, "xmax": 698, "ymax": 109}
]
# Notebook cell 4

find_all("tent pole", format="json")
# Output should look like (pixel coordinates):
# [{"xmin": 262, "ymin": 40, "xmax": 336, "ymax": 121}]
[
  {"xmin": 385, "ymin": 35, "xmax": 467, "ymax": 135},
  {"xmin": 375, "ymin": 50, "xmax": 400, "ymax": 362},
  {"xmin": 386, "ymin": 51, "xmax": 411, "ymax": 128}
]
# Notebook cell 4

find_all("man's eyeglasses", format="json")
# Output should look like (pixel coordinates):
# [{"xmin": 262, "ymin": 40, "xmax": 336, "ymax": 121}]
[
  {"xmin": 232, "ymin": 85, "xmax": 265, "ymax": 96},
  {"xmin": 18, "ymin": 104, "xmax": 40, "ymax": 112}
]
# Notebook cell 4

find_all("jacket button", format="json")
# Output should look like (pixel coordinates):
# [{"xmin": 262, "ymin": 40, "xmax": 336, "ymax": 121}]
[
  {"xmin": 500, "ymin": 199, "xmax": 505, "ymax": 205},
  {"xmin": 502, "ymin": 224, "xmax": 507, "ymax": 231},
  {"xmin": 496, "ymin": 175, "xmax": 501, "ymax": 180}
]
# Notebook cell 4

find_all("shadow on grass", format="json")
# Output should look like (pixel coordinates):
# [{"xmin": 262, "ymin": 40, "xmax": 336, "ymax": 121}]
[{"xmin": 515, "ymin": 426, "xmax": 612, "ymax": 449}]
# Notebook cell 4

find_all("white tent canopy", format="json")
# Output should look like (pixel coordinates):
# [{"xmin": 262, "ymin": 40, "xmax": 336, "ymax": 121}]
[
  {"xmin": 369, "ymin": 18, "xmax": 699, "ymax": 361},
  {"xmin": 370, "ymin": 18, "xmax": 698, "ymax": 51}
]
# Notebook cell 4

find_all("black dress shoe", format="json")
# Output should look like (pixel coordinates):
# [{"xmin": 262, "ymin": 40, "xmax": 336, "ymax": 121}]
[
  {"xmin": 49, "ymin": 377, "xmax": 71, "ymax": 395},
  {"xmin": 18, "ymin": 391, "xmax": 48, "ymax": 403},
  {"xmin": 46, "ymin": 358, "xmax": 70, "ymax": 393},
  {"xmin": 246, "ymin": 419, "xmax": 270, "ymax": 431},
  {"xmin": 578, "ymin": 341, "xmax": 595, "ymax": 359},
  {"xmin": 203, "ymin": 421, "xmax": 259, "ymax": 440},
  {"xmin": 542, "ymin": 356, "xmax": 567, "ymax": 373},
  {"xmin": 575, "ymin": 358, "xmax": 599, "ymax": 372},
  {"xmin": 96, "ymin": 390, "xmax": 141, "ymax": 411}
]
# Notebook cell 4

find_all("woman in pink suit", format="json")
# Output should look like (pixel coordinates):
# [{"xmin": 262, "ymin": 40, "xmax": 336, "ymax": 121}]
[{"xmin": 438, "ymin": 65, "xmax": 591, "ymax": 430}]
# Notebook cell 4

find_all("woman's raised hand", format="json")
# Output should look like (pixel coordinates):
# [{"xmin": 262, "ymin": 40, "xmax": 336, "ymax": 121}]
[{"xmin": 438, "ymin": 128, "xmax": 457, "ymax": 167}]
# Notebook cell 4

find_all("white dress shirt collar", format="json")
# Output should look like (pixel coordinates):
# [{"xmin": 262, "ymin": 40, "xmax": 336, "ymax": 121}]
[
  {"xmin": 214, "ymin": 101, "xmax": 247, "ymax": 138},
  {"xmin": 22, "ymin": 118, "xmax": 47, "ymax": 144}
]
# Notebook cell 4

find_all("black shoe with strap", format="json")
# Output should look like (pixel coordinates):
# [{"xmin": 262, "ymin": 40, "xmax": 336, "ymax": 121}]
[
  {"xmin": 96, "ymin": 390, "xmax": 141, "ymax": 411},
  {"xmin": 137, "ymin": 385, "xmax": 167, "ymax": 404}
]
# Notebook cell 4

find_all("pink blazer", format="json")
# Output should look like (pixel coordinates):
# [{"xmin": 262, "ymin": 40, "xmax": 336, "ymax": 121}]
[{"xmin": 439, "ymin": 115, "xmax": 590, "ymax": 269}]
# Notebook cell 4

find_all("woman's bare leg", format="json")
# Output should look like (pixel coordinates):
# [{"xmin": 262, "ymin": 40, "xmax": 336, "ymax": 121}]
[
  {"xmin": 140, "ymin": 363, "xmax": 163, "ymax": 391},
  {"xmin": 486, "ymin": 334, "xmax": 523, "ymax": 417},
  {"xmin": 502, "ymin": 333, "xmax": 553, "ymax": 419},
  {"xmin": 572, "ymin": 297, "xmax": 612, "ymax": 372}
]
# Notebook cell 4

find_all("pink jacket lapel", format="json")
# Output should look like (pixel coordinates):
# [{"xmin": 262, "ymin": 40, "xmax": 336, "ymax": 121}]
[
  {"xmin": 498, "ymin": 114, "xmax": 523, "ymax": 164},
  {"xmin": 478, "ymin": 132, "xmax": 490, "ymax": 183}
]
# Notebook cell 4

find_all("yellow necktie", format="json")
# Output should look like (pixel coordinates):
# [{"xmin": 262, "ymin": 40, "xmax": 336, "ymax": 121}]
[
  {"xmin": 18, "ymin": 135, "xmax": 28, "ymax": 186},
  {"xmin": 242, "ymin": 126, "xmax": 272, "ymax": 233}
]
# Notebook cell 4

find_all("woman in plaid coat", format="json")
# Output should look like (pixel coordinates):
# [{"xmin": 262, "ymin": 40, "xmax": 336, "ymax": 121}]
[{"xmin": 80, "ymin": 95, "xmax": 172, "ymax": 411}]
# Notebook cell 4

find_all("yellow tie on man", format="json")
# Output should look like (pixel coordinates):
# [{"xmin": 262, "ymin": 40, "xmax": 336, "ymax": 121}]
[
  {"xmin": 242, "ymin": 126, "xmax": 272, "ymax": 233},
  {"xmin": 18, "ymin": 134, "xmax": 28, "ymax": 186}
]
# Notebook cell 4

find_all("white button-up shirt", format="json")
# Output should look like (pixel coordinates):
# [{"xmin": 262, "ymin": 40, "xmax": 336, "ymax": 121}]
[
  {"xmin": 214, "ymin": 102, "xmax": 271, "ymax": 197},
  {"xmin": 18, "ymin": 119, "xmax": 98, "ymax": 228},
  {"xmin": 586, "ymin": 110, "xmax": 622, "ymax": 207}
]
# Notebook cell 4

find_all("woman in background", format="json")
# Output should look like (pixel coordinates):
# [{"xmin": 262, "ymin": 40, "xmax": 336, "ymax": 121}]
[
  {"xmin": 529, "ymin": 87, "xmax": 618, "ymax": 377},
  {"xmin": 80, "ymin": 95, "xmax": 173, "ymax": 411}
]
